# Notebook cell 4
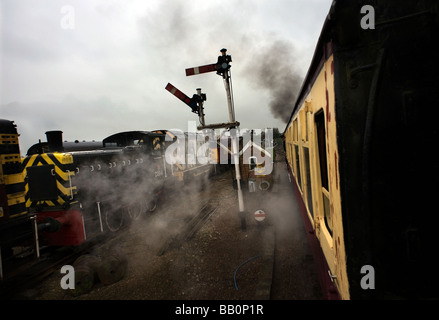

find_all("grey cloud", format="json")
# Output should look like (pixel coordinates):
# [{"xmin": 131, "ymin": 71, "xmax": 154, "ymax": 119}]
[{"xmin": 1, "ymin": 0, "xmax": 333, "ymax": 156}]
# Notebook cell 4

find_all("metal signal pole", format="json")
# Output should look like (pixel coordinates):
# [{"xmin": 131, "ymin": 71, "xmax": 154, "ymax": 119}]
[
  {"xmin": 219, "ymin": 51, "xmax": 246, "ymax": 227},
  {"xmin": 167, "ymin": 48, "xmax": 247, "ymax": 230}
]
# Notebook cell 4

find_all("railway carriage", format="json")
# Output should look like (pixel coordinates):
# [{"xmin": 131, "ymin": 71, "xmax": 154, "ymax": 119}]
[{"xmin": 283, "ymin": 0, "xmax": 439, "ymax": 299}]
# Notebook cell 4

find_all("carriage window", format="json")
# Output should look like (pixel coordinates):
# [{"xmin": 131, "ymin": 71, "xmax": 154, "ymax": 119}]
[
  {"xmin": 294, "ymin": 145, "xmax": 301, "ymax": 190},
  {"xmin": 290, "ymin": 144, "xmax": 295, "ymax": 175},
  {"xmin": 316, "ymin": 112, "xmax": 328, "ymax": 190},
  {"xmin": 299, "ymin": 110, "xmax": 307, "ymax": 141},
  {"xmin": 303, "ymin": 147, "xmax": 313, "ymax": 217},
  {"xmin": 315, "ymin": 110, "xmax": 332, "ymax": 235},
  {"xmin": 293, "ymin": 119, "xmax": 298, "ymax": 142}
]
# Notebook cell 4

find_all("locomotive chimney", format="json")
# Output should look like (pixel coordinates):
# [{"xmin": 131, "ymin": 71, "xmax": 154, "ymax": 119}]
[{"xmin": 45, "ymin": 130, "xmax": 64, "ymax": 152}]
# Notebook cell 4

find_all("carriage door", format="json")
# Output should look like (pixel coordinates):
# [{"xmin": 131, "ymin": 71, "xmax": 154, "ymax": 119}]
[{"xmin": 313, "ymin": 109, "xmax": 336, "ymax": 273}]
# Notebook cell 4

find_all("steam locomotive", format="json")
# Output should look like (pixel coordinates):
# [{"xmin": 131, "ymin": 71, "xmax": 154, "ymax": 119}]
[
  {"xmin": 283, "ymin": 0, "xmax": 439, "ymax": 299},
  {"xmin": 0, "ymin": 122, "xmax": 214, "ymax": 280},
  {"xmin": 23, "ymin": 129, "xmax": 172, "ymax": 244}
]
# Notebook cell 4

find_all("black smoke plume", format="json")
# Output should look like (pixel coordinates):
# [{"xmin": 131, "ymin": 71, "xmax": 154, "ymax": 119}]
[
  {"xmin": 138, "ymin": 2, "xmax": 303, "ymax": 124},
  {"xmin": 244, "ymin": 39, "xmax": 302, "ymax": 123}
]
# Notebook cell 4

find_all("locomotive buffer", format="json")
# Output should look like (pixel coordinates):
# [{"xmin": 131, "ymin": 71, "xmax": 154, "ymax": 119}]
[{"xmin": 166, "ymin": 48, "xmax": 246, "ymax": 230}]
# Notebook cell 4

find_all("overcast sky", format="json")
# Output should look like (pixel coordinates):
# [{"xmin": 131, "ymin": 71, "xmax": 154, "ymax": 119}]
[{"xmin": 0, "ymin": 0, "xmax": 333, "ymax": 155}]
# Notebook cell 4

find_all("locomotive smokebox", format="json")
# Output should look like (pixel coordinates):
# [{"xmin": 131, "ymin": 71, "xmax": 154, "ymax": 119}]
[{"xmin": 45, "ymin": 130, "xmax": 64, "ymax": 152}]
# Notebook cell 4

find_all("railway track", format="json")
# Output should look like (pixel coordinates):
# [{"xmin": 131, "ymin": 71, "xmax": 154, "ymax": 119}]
[
  {"xmin": 157, "ymin": 200, "xmax": 217, "ymax": 256},
  {"xmin": 0, "ymin": 234, "xmax": 105, "ymax": 299},
  {"xmin": 0, "ymin": 199, "xmax": 218, "ymax": 299},
  {"xmin": 1, "ymin": 249, "xmax": 81, "ymax": 299}
]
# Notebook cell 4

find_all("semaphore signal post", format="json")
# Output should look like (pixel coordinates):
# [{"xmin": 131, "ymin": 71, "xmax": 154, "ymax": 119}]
[{"xmin": 166, "ymin": 48, "xmax": 247, "ymax": 230}]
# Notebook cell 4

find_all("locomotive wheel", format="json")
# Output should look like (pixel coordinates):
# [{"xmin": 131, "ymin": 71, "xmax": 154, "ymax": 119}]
[
  {"xmin": 127, "ymin": 202, "xmax": 144, "ymax": 221},
  {"xmin": 96, "ymin": 252, "xmax": 128, "ymax": 285},
  {"xmin": 70, "ymin": 255, "xmax": 99, "ymax": 296},
  {"xmin": 104, "ymin": 204, "xmax": 124, "ymax": 232},
  {"xmin": 70, "ymin": 265, "xmax": 95, "ymax": 296},
  {"xmin": 147, "ymin": 198, "xmax": 157, "ymax": 212}
]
